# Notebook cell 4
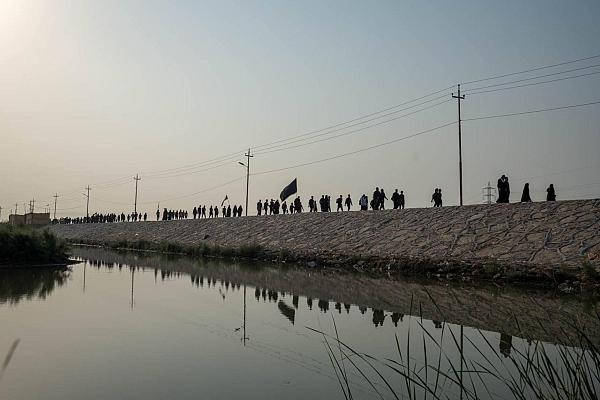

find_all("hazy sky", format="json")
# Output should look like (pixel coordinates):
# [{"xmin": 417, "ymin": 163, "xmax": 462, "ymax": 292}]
[{"xmin": 2, "ymin": 0, "xmax": 600, "ymax": 218}]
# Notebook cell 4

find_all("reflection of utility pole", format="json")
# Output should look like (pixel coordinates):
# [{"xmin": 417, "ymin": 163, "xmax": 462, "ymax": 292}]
[
  {"xmin": 460, "ymin": 324, "xmax": 464, "ymax": 400},
  {"xmin": 452, "ymin": 85, "xmax": 466, "ymax": 206},
  {"xmin": 482, "ymin": 181, "xmax": 496, "ymax": 204},
  {"xmin": 130, "ymin": 268, "xmax": 135, "ymax": 309},
  {"xmin": 242, "ymin": 284, "xmax": 249, "ymax": 345},
  {"xmin": 83, "ymin": 262, "xmax": 87, "ymax": 293},
  {"xmin": 133, "ymin": 174, "xmax": 141, "ymax": 215}
]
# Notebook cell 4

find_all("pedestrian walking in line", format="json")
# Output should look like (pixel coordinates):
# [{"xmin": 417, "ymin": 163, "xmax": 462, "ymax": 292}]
[
  {"xmin": 336, "ymin": 195, "xmax": 343, "ymax": 212},
  {"xmin": 521, "ymin": 183, "xmax": 532, "ymax": 202},
  {"xmin": 546, "ymin": 184, "xmax": 556, "ymax": 201},
  {"xmin": 359, "ymin": 194, "xmax": 368, "ymax": 211}
]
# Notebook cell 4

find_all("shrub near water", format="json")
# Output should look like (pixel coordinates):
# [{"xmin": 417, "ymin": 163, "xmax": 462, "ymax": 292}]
[{"xmin": 0, "ymin": 223, "xmax": 69, "ymax": 264}]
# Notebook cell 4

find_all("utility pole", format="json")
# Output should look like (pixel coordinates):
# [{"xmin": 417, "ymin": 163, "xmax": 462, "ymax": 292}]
[
  {"xmin": 0, "ymin": 206, "xmax": 2, "ymax": 221},
  {"xmin": 30, "ymin": 198, "xmax": 36, "ymax": 213},
  {"xmin": 238, "ymin": 149, "xmax": 253, "ymax": 217},
  {"xmin": 15, "ymin": 203, "xmax": 18, "ymax": 215},
  {"xmin": 452, "ymin": 84, "xmax": 466, "ymax": 206},
  {"xmin": 85, "ymin": 185, "xmax": 91, "ymax": 218},
  {"xmin": 482, "ymin": 181, "xmax": 496, "ymax": 204},
  {"xmin": 53, "ymin": 193, "xmax": 59, "ymax": 220},
  {"xmin": 133, "ymin": 174, "xmax": 141, "ymax": 215}
]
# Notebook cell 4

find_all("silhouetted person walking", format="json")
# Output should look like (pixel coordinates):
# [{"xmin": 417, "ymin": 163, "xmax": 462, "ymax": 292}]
[
  {"xmin": 380, "ymin": 189, "xmax": 388, "ymax": 210},
  {"xmin": 546, "ymin": 184, "xmax": 556, "ymax": 201},
  {"xmin": 399, "ymin": 190, "xmax": 405, "ymax": 209},
  {"xmin": 373, "ymin": 187, "xmax": 381, "ymax": 210},
  {"xmin": 336, "ymin": 195, "xmax": 343, "ymax": 212},
  {"xmin": 391, "ymin": 189, "xmax": 401, "ymax": 209},
  {"xmin": 497, "ymin": 175, "xmax": 510, "ymax": 203},
  {"xmin": 257, "ymin": 200, "xmax": 262, "ymax": 216},
  {"xmin": 345, "ymin": 194, "xmax": 352, "ymax": 211},
  {"xmin": 359, "ymin": 194, "xmax": 368, "ymax": 211},
  {"xmin": 521, "ymin": 183, "xmax": 532, "ymax": 202}
]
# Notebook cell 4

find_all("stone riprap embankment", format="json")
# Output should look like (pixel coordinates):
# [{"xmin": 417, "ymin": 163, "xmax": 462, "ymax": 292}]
[{"xmin": 49, "ymin": 200, "xmax": 600, "ymax": 279}]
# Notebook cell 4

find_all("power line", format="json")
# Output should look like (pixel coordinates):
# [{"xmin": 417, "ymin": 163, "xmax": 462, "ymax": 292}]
[
  {"xmin": 464, "ymin": 70, "xmax": 600, "ymax": 96},
  {"xmin": 463, "ymin": 63, "xmax": 600, "ymax": 93},
  {"xmin": 461, "ymin": 53, "xmax": 600, "ymax": 85},
  {"xmin": 253, "ymin": 92, "xmax": 451, "ymax": 154},
  {"xmin": 139, "ymin": 176, "xmax": 246, "ymax": 204},
  {"xmin": 254, "ymin": 99, "xmax": 451, "ymax": 156},
  {"xmin": 253, "ymin": 122, "xmax": 456, "ymax": 176},
  {"xmin": 463, "ymin": 100, "xmax": 600, "ymax": 122},
  {"xmin": 135, "ymin": 85, "xmax": 455, "ymax": 178}
]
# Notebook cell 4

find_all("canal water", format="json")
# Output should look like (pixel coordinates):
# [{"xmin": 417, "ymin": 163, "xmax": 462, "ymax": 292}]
[{"xmin": 1, "ymin": 247, "xmax": 598, "ymax": 399}]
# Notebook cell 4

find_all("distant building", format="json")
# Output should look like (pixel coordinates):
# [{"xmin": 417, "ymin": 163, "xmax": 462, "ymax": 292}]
[{"xmin": 9, "ymin": 212, "xmax": 50, "ymax": 227}]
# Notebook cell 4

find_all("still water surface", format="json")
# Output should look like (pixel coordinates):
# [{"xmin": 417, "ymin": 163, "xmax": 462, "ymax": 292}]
[{"xmin": 1, "ymin": 247, "xmax": 598, "ymax": 399}]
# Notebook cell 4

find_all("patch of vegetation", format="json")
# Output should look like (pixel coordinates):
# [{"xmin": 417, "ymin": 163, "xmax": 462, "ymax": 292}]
[
  {"xmin": 0, "ymin": 223, "xmax": 69, "ymax": 265},
  {"xmin": 69, "ymin": 238, "xmax": 268, "ymax": 262},
  {"xmin": 314, "ymin": 293, "xmax": 600, "ymax": 400}
]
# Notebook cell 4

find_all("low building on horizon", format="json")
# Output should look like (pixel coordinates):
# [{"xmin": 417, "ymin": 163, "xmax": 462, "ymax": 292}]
[{"xmin": 9, "ymin": 212, "xmax": 51, "ymax": 227}]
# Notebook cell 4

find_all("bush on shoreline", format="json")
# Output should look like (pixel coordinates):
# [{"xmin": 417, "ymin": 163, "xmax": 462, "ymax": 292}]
[{"xmin": 0, "ymin": 223, "xmax": 69, "ymax": 265}]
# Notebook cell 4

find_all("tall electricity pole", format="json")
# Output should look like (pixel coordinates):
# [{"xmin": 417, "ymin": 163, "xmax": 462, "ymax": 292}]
[
  {"xmin": 30, "ymin": 198, "xmax": 36, "ymax": 213},
  {"xmin": 238, "ymin": 149, "xmax": 253, "ymax": 217},
  {"xmin": 53, "ymin": 193, "xmax": 59, "ymax": 220},
  {"xmin": 85, "ymin": 185, "xmax": 91, "ymax": 218},
  {"xmin": 133, "ymin": 174, "xmax": 141, "ymax": 214},
  {"xmin": 452, "ymin": 84, "xmax": 466, "ymax": 206},
  {"xmin": 15, "ymin": 203, "xmax": 18, "ymax": 215}
]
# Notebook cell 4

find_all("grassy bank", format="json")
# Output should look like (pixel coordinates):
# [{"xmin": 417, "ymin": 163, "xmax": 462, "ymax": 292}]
[
  {"xmin": 0, "ymin": 223, "xmax": 69, "ymax": 265},
  {"xmin": 68, "ymin": 238, "xmax": 270, "ymax": 261},
  {"xmin": 64, "ymin": 237, "xmax": 600, "ymax": 295}
]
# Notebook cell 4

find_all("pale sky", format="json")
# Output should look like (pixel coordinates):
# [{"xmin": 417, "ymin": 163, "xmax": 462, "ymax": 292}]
[{"xmin": 2, "ymin": 0, "xmax": 600, "ymax": 218}]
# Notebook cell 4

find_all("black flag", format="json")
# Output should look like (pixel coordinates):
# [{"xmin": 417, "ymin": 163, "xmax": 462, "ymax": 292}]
[
  {"xmin": 221, "ymin": 195, "xmax": 228, "ymax": 206},
  {"xmin": 280, "ymin": 178, "xmax": 297, "ymax": 202}
]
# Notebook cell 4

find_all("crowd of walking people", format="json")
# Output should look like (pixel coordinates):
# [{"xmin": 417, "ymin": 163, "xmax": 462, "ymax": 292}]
[
  {"xmin": 57, "ymin": 176, "xmax": 558, "ymax": 224},
  {"xmin": 497, "ymin": 175, "xmax": 557, "ymax": 203}
]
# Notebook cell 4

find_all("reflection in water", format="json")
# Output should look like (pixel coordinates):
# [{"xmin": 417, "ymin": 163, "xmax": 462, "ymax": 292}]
[
  {"xmin": 500, "ymin": 333, "xmax": 513, "ymax": 357},
  {"xmin": 2, "ymin": 248, "xmax": 599, "ymax": 400},
  {"xmin": 0, "ymin": 269, "xmax": 70, "ymax": 305},
  {"xmin": 277, "ymin": 301, "xmax": 296, "ymax": 325}
]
